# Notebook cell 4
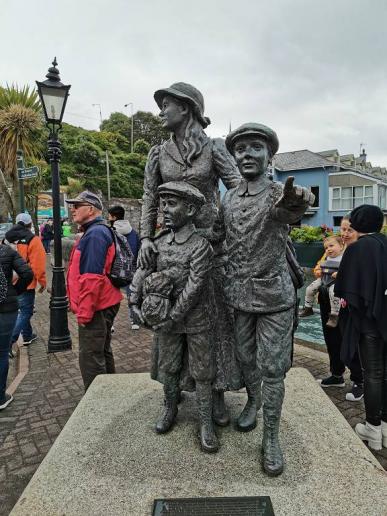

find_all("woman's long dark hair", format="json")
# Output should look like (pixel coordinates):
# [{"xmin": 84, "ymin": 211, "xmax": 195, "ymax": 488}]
[{"xmin": 177, "ymin": 102, "xmax": 208, "ymax": 166}]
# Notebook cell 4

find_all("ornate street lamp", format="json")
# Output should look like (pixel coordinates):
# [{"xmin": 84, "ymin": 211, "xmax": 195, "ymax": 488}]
[{"xmin": 36, "ymin": 58, "xmax": 72, "ymax": 352}]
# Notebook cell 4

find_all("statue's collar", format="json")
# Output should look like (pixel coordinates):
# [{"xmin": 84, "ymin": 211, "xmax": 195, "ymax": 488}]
[
  {"xmin": 237, "ymin": 177, "xmax": 271, "ymax": 197},
  {"xmin": 166, "ymin": 222, "xmax": 196, "ymax": 244}
]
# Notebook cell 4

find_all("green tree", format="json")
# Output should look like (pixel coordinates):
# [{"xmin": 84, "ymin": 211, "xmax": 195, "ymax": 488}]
[
  {"xmin": 100, "ymin": 112, "xmax": 131, "ymax": 140},
  {"xmin": 133, "ymin": 138, "xmax": 151, "ymax": 155},
  {"xmin": 0, "ymin": 85, "xmax": 43, "ymax": 221},
  {"xmin": 132, "ymin": 111, "xmax": 169, "ymax": 146},
  {"xmin": 100, "ymin": 110, "xmax": 169, "ymax": 148}
]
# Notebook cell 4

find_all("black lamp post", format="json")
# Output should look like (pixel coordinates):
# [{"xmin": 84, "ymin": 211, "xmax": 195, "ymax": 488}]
[{"xmin": 36, "ymin": 58, "xmax": 72, "ymax": 352}]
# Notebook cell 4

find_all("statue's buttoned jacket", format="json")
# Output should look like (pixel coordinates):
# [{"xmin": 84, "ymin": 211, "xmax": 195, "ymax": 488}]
[
  {"xmin": 218, "ymin": 178, "xmax": 308, "ymax": 314},
  {"xmin": 140, "ymin": 136, "xmax": 240, "ymax": 239}
]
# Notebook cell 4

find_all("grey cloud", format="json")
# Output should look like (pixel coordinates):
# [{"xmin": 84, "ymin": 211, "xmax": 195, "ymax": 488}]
[{"xmin": 1, "ymin": 0, "xmax": 386, "ymax": 164}]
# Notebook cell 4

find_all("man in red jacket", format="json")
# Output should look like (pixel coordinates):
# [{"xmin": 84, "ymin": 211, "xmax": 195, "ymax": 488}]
[{"xmin": 66, "ymin": 192, "xmax": 122, "ymax": 391}]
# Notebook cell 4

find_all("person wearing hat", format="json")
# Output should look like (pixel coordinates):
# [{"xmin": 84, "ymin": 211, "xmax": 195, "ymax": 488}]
[
  {"xmin": 139, "ymin": 81, "xmax": 242, "ymax": 425},
  {"xmin": 5, "ymin": 213, "xmax": 47, "ymax": 346},
  {"xmin": 215, "ymin": 122, "xmax": 314, "ymax": 475},
  {"xmin": 65, "ymin": 191, "xmax": 123, "ymax": 391},
  {"xmin": 335, "ymin": 205, "xmax": 387, "ymax": 451},
  {"xmin": 130, "ymin": 181, "xmax": 219, "ymax": 453}
]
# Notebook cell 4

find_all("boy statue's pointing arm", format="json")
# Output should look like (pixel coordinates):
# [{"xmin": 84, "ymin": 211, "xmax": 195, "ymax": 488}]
[{"xmin": 272, "ymin": 176, "xmax": 315, "ymax": 224}]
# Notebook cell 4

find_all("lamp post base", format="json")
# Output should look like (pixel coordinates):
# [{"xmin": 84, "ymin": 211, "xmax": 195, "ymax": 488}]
[{"xmin": 48, "ymin": 266, "xmax": 72, "ymax": 353}]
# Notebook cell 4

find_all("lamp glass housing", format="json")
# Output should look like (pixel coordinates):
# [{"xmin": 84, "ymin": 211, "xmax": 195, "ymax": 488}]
[{"xmin": 36, "ymin": 82, "xmax": 70, "ymax": 125}]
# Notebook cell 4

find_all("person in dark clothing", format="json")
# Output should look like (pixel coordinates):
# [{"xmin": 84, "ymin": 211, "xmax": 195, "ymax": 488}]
[
  {"xmin": 317, "ymin": 215, "xmax": 364, "ymax": 402},
  {"xmin": 41, "ymin": 218, "xmax": 54, "ymax": 254},
  {"xmin": 0, "ymin": 243, "xmax": 33, "ymax": 410},
  {"xmin": 335, "ymin": 204, "xmax": 387, "ymax": 451},
  {"xmin": 5, "ymin": 214, "xmax": 47, "ymax": 346},
  {"xmin": 108, "ymin": 205, "xmax": 140, "ymax": 330}
]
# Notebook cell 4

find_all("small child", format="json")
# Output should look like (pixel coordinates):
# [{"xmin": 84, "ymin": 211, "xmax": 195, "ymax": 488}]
[{"xmin": 299, "ymin": 235, "xmax": 344, "ymax": 327}]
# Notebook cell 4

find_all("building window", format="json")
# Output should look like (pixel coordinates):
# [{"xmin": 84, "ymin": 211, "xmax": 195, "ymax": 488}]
[
  {"xmin": 333, "ymin": 216, "xmax": 343, "ymax": 227},
  {"xmin": 310, "ymin": 186, "xmax": 320, "ymax": 208},
  {"xmin": 378, "ymin": 186, "xmax": 387, "ymax": 210},
  {"xmin": 331, "ymin": 185, "xmax": 374, "ymax": 210}
]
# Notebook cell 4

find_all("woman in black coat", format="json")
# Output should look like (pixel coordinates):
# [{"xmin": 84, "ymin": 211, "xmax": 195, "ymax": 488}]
[
  {"xmin": 335, "ymin": 205, "xmax": 387, "ymax": 451},
  {"xmin": 0, "ymin": 243, "xmax": 33, "ymax": 410}
]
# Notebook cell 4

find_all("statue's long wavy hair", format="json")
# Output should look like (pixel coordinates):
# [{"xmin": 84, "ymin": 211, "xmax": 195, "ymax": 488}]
[{"xmin": 177, "ymin": 101, "xmax": 208, "ymax": 166}]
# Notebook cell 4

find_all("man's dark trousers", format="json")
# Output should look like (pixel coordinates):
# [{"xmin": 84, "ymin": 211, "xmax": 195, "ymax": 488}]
[{"xmin": 78, "ymin": 304, "xmax": 120, "ymax": 391}]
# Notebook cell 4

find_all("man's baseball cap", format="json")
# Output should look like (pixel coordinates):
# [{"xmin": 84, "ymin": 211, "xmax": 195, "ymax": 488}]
[
  {"xmin": 16, "ymin": 213, "xmax": 32, "ymax": 225},
  {"xmin": 65, "ymin": 191, "xmax": 103, "ymax": 210}
]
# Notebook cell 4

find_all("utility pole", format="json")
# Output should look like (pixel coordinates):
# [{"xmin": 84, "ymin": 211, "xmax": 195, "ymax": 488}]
[
  {"xmin": 124, "ymin": 102, "xmax": 134, "ymax": 152},
  {"xmin": 92, "ymin": 103, "xmax": 111, "ymax": 202},
  {"xmin": 16, "ymin": 149, "xmax": 26, "ymax": 213}
]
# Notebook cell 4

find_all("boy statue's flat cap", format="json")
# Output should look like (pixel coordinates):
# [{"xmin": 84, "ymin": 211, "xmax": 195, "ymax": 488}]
[
  {"xmin": 225, "ymin": 122, "xmax": 279, "ymax": 157},
  {"xmin": 158, "ymin": 181, "xmax": 205, "ymax": 207}
]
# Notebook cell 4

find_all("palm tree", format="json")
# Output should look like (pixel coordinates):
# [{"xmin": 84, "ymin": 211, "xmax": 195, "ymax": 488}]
[{"xmin": 0, "ymin": 84, "xmax": 43, "ymax": 221}]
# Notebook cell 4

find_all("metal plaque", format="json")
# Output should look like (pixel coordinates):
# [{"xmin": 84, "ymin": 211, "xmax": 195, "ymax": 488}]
[
  {"xmin": 153, "ymin": 496, "xmax": 275, "ymax": 515},
  {"xmin": 18, "ymin": 166, "xmax": 39, "ymax": 180}
]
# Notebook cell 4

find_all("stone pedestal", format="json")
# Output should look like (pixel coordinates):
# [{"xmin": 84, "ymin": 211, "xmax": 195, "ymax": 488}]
[{"xmin": 11, "ymin": 368, "xmax": 387, "ymax": 515}]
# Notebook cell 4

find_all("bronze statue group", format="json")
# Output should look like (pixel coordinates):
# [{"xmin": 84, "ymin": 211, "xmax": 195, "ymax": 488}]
[{"xmin": 130, "ymin": 82, "xmax": 315, "ymax": 477}]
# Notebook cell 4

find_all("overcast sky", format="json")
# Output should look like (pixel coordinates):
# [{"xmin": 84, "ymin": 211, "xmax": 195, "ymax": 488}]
[{"xmin": 2, "ymin": 0, "xmax": 387, "ymax": 165}]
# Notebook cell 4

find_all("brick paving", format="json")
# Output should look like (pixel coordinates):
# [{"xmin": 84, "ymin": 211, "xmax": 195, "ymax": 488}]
[{"xmin": 0, "ymin": 289, "xmax": 386, "ymax": 515}]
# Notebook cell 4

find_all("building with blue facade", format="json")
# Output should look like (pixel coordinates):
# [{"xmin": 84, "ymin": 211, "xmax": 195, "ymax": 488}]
[{"xmin": 273, "ymin": 149, "xmax": 387, "ymax": 229}]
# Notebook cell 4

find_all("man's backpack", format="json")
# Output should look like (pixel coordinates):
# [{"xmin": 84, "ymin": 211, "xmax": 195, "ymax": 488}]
[
  {"xmin": 108, "ymin": 227, "xmax": 135, "ymax": 288},
  {"xmin": 87, "ymin": 221, "xmax": 135, "ymax": 288},
  {"xmin": 0, "ymin": 256, "xmax": 8, "ymax": 304}
]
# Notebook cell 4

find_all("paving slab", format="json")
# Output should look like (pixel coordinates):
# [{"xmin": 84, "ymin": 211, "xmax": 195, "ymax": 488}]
[{"xmin": 11, "ymin": 368, "xmax": 387, "ymax": 516}]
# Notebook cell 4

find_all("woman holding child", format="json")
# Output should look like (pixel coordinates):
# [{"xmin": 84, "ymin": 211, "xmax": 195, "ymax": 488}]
[
  {"xmin": 300, "ymin": 215, "xmax": 363, "ymax": 400},
  {"xmin": 335, "ymin": 205, "xmax": 387, "ymax": 451}
]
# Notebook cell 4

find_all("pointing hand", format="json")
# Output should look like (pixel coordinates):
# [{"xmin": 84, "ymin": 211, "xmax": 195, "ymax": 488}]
[{"xmin": 275, "ymin": 176, "xmax": 315, "ymax": 208}]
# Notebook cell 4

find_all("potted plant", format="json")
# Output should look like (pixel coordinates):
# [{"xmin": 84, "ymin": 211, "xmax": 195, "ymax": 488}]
[{"xmin": 290, "ymin": 225, "xmax": 333, "ymax": 268}]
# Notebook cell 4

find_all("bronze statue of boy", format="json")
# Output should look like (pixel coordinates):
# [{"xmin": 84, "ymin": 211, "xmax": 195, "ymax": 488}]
[
  {"xmin": 130, "ymin": 181, "xmax": 219, "ymax": 453},
  {"xmin": 215, "ymin": 123, "xmax": 315, "ymax": 475}
]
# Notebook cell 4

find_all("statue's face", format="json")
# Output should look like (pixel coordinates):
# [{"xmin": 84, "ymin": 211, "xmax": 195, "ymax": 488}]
[
  {"xmin": 161, "ymin": 194, "xmax": 195, "ymax": 230},
  {"xmin": 233, "ymin": 135, "xmax": 270, "ymax": 179},
  {"xmin": 159, "ymin": 95, "xmax": 188, "ymax": 131}
]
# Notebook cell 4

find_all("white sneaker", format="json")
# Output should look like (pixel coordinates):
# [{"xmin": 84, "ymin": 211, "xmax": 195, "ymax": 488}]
[
  {"xmin": 131, "ymin": 324, "xmax": 140, "ymax": 330},
  {"xmin": 382, "ymin": 421, "xmax": 387, "ymax": 448},
  {"xmin": 355, "ymin": 422, "xmax": 382, "ymax": 450}
]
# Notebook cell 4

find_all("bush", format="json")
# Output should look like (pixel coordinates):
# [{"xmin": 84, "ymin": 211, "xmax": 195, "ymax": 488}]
[{"xmin": 290, "ymin": 224, "xmax": 333, "ymax": 243}]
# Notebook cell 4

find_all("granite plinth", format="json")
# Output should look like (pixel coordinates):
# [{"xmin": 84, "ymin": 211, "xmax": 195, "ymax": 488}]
[{"xmin": 11, "ymin": 368, "xmax": 387, "ymax": 516}]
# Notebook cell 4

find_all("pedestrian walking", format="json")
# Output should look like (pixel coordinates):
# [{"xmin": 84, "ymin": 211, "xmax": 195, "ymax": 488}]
[
  {"xmin": 41, "ymin": 218, "xmax": 54, "ymax": 254},
  {"xmin": 0, "ymin": 242, "xmax": 33, "ymax": 410},
  {"xmin": 108, "ymin": 205, "xmax": 140, "ymax": 330},
  {"xmin": 335, "ymin": 205, "xmax": 387, "ymax": 451},
  {"xmin": 5, "ymin": 213, "xmax": 47, "ymax": 346},
  {"xmin": 65, "ymin": 191, "xmax": 123, "ymax": 391}
]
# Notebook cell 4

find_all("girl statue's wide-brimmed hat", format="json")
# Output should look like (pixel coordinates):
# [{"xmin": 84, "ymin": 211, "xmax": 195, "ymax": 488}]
[
  {"xmin": 225, "ymin": 122, "xmax": 280, "ymax": 157},
  {"xmin": 154, "ymin": 82, "xmax": 211, "ymax": 128}
]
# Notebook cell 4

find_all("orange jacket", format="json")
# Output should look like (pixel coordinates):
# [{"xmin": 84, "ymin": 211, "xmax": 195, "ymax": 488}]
[{"xmin": 17, "ymin": 236, "xmax": 47, "ymax": 290}]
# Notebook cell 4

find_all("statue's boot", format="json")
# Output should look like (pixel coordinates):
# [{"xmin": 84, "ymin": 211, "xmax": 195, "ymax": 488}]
[
  {"xmin": 196, "ymin": 382, "xmax": 219, "ymax": 453},
  {"xmin": 236, "ymin": 382, "xmax": 262, "ymax": 432},
  {"xmin": 261, "ymin": 379, "xmax": 285, "ymax": 476},
  {"xmin": 155, "ymin": 380, "xmax": 178, "ymax": 434},
  {"xmin": 212, "ymin": 390, "xmax": 230, "ymax": 427}
]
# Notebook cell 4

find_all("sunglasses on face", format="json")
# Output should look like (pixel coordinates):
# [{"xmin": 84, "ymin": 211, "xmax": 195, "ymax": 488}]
[{"xmin": 70, "ymin": 203, "xmax": 92, "ymax": 210}]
